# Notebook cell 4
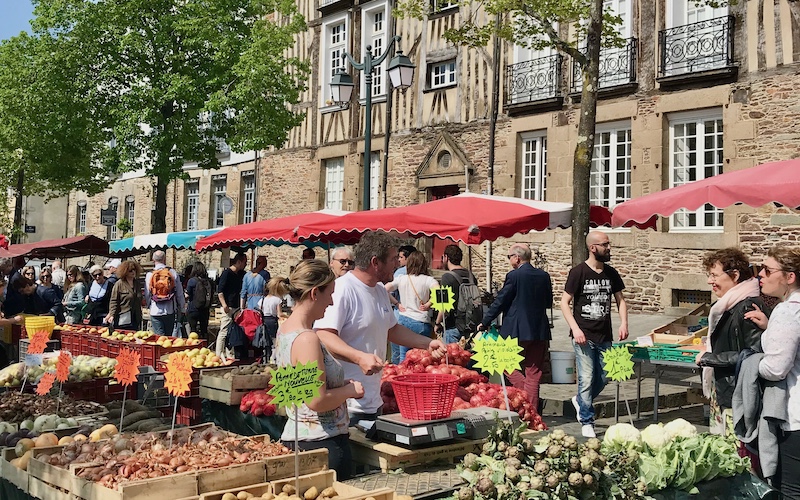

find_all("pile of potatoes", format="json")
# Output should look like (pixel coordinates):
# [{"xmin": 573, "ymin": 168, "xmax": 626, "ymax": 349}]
[{"xmin": 221, "ymin": 483, "xmax": 393, "ymax": 500}]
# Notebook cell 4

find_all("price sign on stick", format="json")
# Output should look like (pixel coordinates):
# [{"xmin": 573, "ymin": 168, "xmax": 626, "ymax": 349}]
[
  {"xmin": 430, "ymin": 285, "xmax": 455, "ymax": 313},
  {"xmin": 115, "ymin": 349, "xmax": 141, "ymax": 386},
  {"xmin": 36, "ymin": 372, "xmax": 55, "ymax": 396},
  {"xmin": 471, "ymin": 336, "xmax": 523, "ymax": 424},
  {"xmin": 268, "ymin": 361, "xmax": 324, "ymax": 495},
  {"xmin": 164, "ymin": 353, "xmax": 193, "ymax": 396},
  {"xmin": 472, "ymin": 336, "xmax": 524, "ymax": 376},
  {"xmin": 602, "ymin": 345, "xmax": 635, "ymax": 382},
  {"xmin": 55, "ymin": 352, "xmax": 71, "ymax": 383},
  {"xmin": 27, "ymin": 331, "xmax": 49, "ymax": 355},
  {"xmin": 268, "ymin": 361, "xmax": 324, "ymax": 408}
]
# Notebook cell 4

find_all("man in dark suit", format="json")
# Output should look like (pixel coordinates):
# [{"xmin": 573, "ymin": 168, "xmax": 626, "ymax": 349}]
[{"xmin": 478, "ymin": 243, "xmax": 553, "ymax": 411}]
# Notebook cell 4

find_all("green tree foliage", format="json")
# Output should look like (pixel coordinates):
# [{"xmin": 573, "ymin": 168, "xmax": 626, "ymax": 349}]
[
  {"xmin": 14, "ymin": 0, "xmax": 308, "ymax": 234},
  {"xmin": 396, "ymin": 0, "xmax": 626, "ymax": 264}
]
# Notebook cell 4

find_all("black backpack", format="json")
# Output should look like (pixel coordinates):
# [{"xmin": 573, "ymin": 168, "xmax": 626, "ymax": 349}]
[
  {"xmin": 447, "ymin": 270, "xmax": 483, "ymax": 334},
  {"xmin": 193, "ymin": 278, "xmax": 213, "ymax": 309}
]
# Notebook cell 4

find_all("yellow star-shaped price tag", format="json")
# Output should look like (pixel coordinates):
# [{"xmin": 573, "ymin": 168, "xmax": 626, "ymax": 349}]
[
  {"xmin": 471, "ymin": 336, "xmax": 523, "ymax": 376},
  {"xmin": 430, "ymin": 285, "xmax": 455, "ymax": 313},
  {"xmin": 267, "ymin": 360, "xmax": 324, "ymax": 409},
  {"xmin": 602, "ymin": 345, "xmax": 635, "ymax": 382}
]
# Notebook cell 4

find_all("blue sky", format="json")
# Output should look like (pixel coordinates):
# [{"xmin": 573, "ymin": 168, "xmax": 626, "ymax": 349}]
[{"xmin": 1, "ymin": 0, "xmax": 34, "ymax": 41}]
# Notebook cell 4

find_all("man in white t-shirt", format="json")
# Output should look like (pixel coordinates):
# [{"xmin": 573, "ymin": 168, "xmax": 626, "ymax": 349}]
[{"xmin": 315, "ymin": 231, "xmax": 447, "ymax": 422}]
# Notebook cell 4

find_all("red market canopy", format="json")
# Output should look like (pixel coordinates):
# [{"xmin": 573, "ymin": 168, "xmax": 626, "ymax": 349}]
[
  {"xmin": 295, "ymin": 193, "xmax": 654, "ymax": 246},
  {"xmin": 0, "ymin": 235, "xmax": 110, "ymax": 259},
  {"xmin": 195, "ymin": 209, "xmax": 351, "ymax": 252},
  {"xmin": 611, "ymin": 158, "xmax": 800, "ymax": 227}
]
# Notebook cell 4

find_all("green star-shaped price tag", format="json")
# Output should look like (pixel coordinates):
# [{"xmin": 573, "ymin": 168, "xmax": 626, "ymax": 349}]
[
  {"xmin": 471, "ymin": 336, "xmax": 523, "ymax": 376},
  {"xmin": 602, "ymin": 345, "xmax": 635, "ymax": 382},
  {"xmin": 267, "ymin": 360, "xmax": 325, "ymax": 409},
  {"xmin": 430, "ymin": 285, "xmax": 455, "ymax": 313}
]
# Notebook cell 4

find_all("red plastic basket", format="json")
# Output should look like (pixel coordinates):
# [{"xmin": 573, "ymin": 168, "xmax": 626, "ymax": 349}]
[{"xmin": 390, "ymin": 373, "xmax": 459, "ymax": 420}]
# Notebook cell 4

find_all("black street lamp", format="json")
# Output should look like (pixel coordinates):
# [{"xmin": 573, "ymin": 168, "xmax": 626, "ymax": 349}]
[{"xmin": 330, "ymin": 35, "xmax": 415, "ymax": 210}]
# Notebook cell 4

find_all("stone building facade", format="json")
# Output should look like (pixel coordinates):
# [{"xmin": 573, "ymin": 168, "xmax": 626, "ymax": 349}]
[{"xmin": 55, "ymin": 0, "xmax": 800, "ymax": 311}]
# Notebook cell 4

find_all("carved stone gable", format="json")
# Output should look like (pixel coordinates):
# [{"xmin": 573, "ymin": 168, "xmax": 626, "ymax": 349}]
[{"xmin": 415, "ymin": 132, "xmax": 474, "ymax": 190}]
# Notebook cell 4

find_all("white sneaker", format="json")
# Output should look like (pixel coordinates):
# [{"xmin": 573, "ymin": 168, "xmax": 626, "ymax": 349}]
[
  {"xmin": 581, "ymin": 424, "xmax": 596, "ymax": 438},
  {"xmin": 571, "ymin": 396, "xmax": 581, "ymax": 422}
]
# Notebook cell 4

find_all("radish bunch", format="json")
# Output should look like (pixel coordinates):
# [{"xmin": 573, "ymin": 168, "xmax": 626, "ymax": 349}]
[{"xmin": 239, "ymin": 389, "xmax": 277, "ymax": 417}]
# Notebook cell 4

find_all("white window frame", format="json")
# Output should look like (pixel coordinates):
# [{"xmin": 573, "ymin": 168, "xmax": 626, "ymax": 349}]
[
  {"xmin": 520, "ymin": 132, "xmax": 547, "ymax": 201},
  {"xmin": 212, "ymin": 177, "xmax": 227, "ymax": 228},
  {"xmin": 107, "ymin": 200, "xmax": 119, "ymax": 240},
  {"xmin": 324, "ymin": 157, "xmax": 345, "ymax": 210},
  {"xmin": 77, "ymin": 203, "xmax": 87, "ymax": 234},
  {"xmin": 429, "ymin": 60, "xmax": 457, "ymax": 89},
  {"xmin": 590, "ymin": 121, "xmax": 632, "ymax": 209},
  {"xmin": 667, "ymin": 0, "xmax": 727, "ymax": 28},
  {"xmin": 669, "ymin": 110, "xmax": 724, "ymax": 232},
  {"xmin": 361, "ymin": 1, "xmax": 388, "ymax": 100},
  {"xmin": 369, "ymin": 152, "xmax": 380, "ymax": 210},
  {"xmin": 321, "ymin": 13, "xmax": 349, "ymax": 111},
  {"xmin": 125, "ymin": 198, "xmax": 135, "ymax": 227},
  {"xmin": 242, "ymin": 174, "xmax": 255, "ymax": 224},
  {"xmin": 186, "ymin": 181, "xmax": 199, "ymax": 231},
  {"xmin": 430, "ymin": 0, "xmax": 458, "ymax": 13}
]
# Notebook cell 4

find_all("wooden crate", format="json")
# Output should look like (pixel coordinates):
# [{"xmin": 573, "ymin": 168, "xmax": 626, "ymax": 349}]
[
  {"xmin": 269, "ymin": 470, "xmax": 393, "ymax": 500},
  {"xmin": 28, "ymin": 445, "xmax": 75, "ymax": 492},
  {"xmin": 28, "ymin": 475, "xmax": 72, "ymax": 500},
  {"xmin": 199, "ymin": 481, "xmax": 272, "ymax": 500},
  {"xmin": 73, "ymin": 471, "xmax": 199, "ymax": 500},
  {"xmin": 198, "ymin": 366, "xmax": 272, "ymax": 405},
  {"xmin": 263, "ymin": 448, "xmax": 328, "ymax": 480},
  {"xmin": 1, "ymin": 446, "xmax": 29, "ymax": 493},
  {"xmin": 348, "ymin": 428, "xmax": 484, "ymax": 472},
  {"xmin": 196, "ymin": 461, "xmax": 266, "ymax": 495}
]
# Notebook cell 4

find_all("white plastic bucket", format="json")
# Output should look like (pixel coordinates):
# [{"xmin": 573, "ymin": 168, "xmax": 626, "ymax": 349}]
[{"xmin": 550, "ymin": 351, "xmax": 576, "ymax": 384}]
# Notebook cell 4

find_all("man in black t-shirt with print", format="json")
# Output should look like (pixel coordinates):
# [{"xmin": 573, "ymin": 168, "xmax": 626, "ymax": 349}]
[{"xmin": 560, "ymin": 231, "xmax": 628, "ymax": 438}]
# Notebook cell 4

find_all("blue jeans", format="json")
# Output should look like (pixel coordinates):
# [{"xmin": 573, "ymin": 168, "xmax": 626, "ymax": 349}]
[
  {"xmin": 150, "ymin": 314, "xmax": 176, "ymax": 337},
  {"xmin": 396, "ymin": 315, "xmax": 432, "ymax": 363},
  {"xmin": 390, "ymin": 309, "xmax": 402, "ymax": 364},
  {"xmin": 572, "ymin": 339, "xmax": 612, "ymax": 425},
  {"xmin": 444, "ymin": 327, "xmax": 461, "ymax": 345}
]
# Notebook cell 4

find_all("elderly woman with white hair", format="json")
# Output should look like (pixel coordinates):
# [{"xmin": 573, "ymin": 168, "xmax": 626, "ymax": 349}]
[
  {"xmin": 85, "ymin": 264, "xmax": 112, "ymax": 326},
  {"xmin": 329, "ymin": 247, "xmax": 355, "ymax": 278}
]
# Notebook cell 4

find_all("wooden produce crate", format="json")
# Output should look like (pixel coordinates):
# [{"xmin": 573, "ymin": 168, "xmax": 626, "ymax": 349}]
[
  {"xmin": 28, "ymin": 475, "xmax": 72, "ymax": 500},
  {"xmin": 270, "ymin": 470, "xmax": 394, "ymax": 500},
  {"xmin": 348, "ymin": 428, "xmax": 484, "ymax": 473},
  {"xmin": 199, "ymin": 366, "xmax": 272, "ymax": 405},
  {"xmin": 1, "ymin": 446, "xmax": 29, "ymax": 493},
  {"xmin": 263, "ymin": 448, "xmax": 329, "ymax": 481}
]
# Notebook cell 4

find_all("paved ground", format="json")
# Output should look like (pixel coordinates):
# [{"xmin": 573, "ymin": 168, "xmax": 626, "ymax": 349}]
[{"xmin": 541, "ymin": 309, "xmax": 708, "ymax": 436}]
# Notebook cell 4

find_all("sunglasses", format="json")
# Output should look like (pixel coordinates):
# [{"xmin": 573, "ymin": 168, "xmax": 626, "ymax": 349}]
[
  {"xmin": 23, "ymin": 272, "xmax": 34, "ymax": 276},
  {"xmin": 760, "ymin": 265, "xmax": 786, "ymax": 277},
  {"xmin": 336, "ymin": 259, "xmax": 355, "ymax": 266},
  {"xmin": 92, "ymin": 273, "xmax": 103, "ymax": 278},
  {"xmin": 41, "ymin": 274, "xmax": 51, "ymax": 279},
  {"xmin": 507, "ymin": 254, "xmax": 516, "ymax": 259}
]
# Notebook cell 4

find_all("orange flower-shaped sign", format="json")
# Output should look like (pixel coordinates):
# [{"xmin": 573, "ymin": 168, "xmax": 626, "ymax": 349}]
[
  {"xmin": 36, "ymin": 372, "xmax": 56, "ymax": 396},
  {"xmin": 164, "ymin": 353, "xmax": 193, "ymax": 396},
  {"xmin": 115, "ymin": 349, "xmax": 141, "ymax": 386},
  {"xmin": 55, "ymin": 352, "xmax": 72, "ymax": 383},
  {"xmin": 27, "ymin": 331, "xmax": 49, "ymax": 355}
]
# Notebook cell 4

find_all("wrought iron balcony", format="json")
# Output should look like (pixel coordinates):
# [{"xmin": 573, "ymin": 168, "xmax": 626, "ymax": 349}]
[
  {"xmin": 571, "ymin": 38, "xmax": 637, "ymax": 93},
  {"xmin": 318, "ymin": 0, "xmax": 353, "ymax": 15},
  {"xmin": 505, "ymin": 54, "xmax": 563, "ymax": 106},
  {"xmin": 659, "ymin": 15, "xmax": 736, "ymax": 79}
]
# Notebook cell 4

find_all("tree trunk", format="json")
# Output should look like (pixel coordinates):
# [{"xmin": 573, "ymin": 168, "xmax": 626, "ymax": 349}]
[
  {"xmin": 12, "ymin": 168, "xmax": 23, "ymax": 244},
  {"xmin": 571, "ymin": 0, "xmax": 603, "ymax": 266},
  {"xmin": 151, "ymin": 176, "xmax": 168, "ymax": 234}
]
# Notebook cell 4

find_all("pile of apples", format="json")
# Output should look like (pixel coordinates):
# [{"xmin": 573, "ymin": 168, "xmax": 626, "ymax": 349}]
[
  {"xmin": 169, "ymin": 347, "xmax": 227, "ymax": 368},
  {"xmin": 153, "ymin": 332, "xmax": 203, "ymax": 349},
  {"xmin": 58, "ymin": 324, "xmax": 111, "ymax": 336}
]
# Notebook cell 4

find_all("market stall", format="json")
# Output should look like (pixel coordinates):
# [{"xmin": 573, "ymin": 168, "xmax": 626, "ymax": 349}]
[
  {"xmin": 0, "ymin": 235, "xmax": 110, "ymax": 260},
  {"xmin": 109, "ymin": 228, "xmax": 224, "ymax": 256}
]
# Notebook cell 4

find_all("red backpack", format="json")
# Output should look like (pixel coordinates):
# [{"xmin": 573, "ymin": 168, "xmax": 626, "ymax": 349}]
[{"xmin": 149, "ymin": 268, "xmax": 176, "ymax": 302}]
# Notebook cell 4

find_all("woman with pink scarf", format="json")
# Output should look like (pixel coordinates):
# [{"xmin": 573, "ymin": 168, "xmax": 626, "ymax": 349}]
[{"xmin": 695, "ymin": 248, "xmax": 770, "ymax": 436}]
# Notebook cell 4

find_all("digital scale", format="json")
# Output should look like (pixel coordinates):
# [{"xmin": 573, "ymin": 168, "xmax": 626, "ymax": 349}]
[{"xmin": 374, "ymin": 407, "xmax": 521, "ymax": 448}]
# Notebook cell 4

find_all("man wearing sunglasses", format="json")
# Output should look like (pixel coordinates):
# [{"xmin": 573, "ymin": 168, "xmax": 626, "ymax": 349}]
[{"xmin": 329, "ymin": 247, "xmax": 355, "ymax": 278}]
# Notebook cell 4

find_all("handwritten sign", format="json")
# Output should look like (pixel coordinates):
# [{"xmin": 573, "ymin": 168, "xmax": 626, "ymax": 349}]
[
  {"xmin": 27, "ymin": 331, "xmax": 49, "ymax": 355},
  {"xmin": 471, "ymin": 336, "xmax": 523, "ymax": 376},
  {"xmin": 429, "ymin": 285, "xmax": 455, "ymax": 313},
  {"xmin": 602, "ymin": 345, "xmax": 635, "ymax": 382},
  {"xmin": 114, "ymin": 349, "xmax": 141, "ymax": 386},
  {"xmin": 164, "ymin": 353, "xmax": 193, "ymax": 396},
  {"xmin": 268, "ymin": 361, "xmax": 324, "ymax": 409},
  {"xmin": 36, "ymin": 372, "xmax": 56, "ymax": 396},
  {"xmin": 55, "ymin": 352, "xmax": 71, "ymax": 383}
]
